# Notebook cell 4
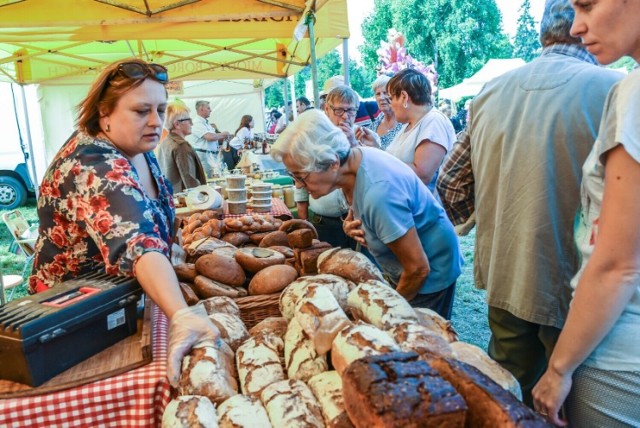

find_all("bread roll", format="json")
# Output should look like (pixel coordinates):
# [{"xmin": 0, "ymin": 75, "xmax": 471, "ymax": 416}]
[
  {"xmin": 217, "ymin": 394, "xmax": 272, "ymax": 428},
  {"xmin": 388, "ymin": 322, "xmax": 454, "ymax": 358},
  {"xmin": 162, "ymin": 395, "xmax": 218, "ymax": 428},
  {"xmin": 179, "ymin": 341, "xmax": 238, "ymax": 405},
  {"xmin": 279, "ymin": 274, "xmax": 354, "ymax": 321},
  {"xmin": 208, "ymin": 312, "xmax": 249, "ymax": 351},
  {"xmin": 201, "ymin": 296, "xmax": 241, "ymax": 317},
  {"xmin": 174, "ymin": 263, "xmax": 197, "ymax": 282},
  {"xmin": 450, "ymin": 341, "xmax": 522, "ymax": 400},
  {"xmin": 248, "ymin": 317, "xmax": 288, "ymax": 340},
  {"xmin": 259, "ymin": 231, "xmax": 290, "ymax": 248},
  {"xmin": 331, "ymin": 322, "xmax": 400, "ymax": 376},
  {"xmin": 193, "ymin": 275, "xmax": 248, "ymax": 299},
  {"xmin": 284, "ymin": 318, "xmax": 328, "ymax": 381},
  {"xmin": 236, "ymin": 334, "xmax": 286, "ymax": 398},
  {"xmin": 260, "ymin": 379, "xmax": 324, "ymax": 428},
  {"xmin": 307, "ymin": 371, "xmax": 353, "ymax": 428},
  {"xmin": 342, "ymin": 352, "xmax": 467, "ymax": 428},
  {"xmin": 294, "ymin": 286, "xmax": 352, "ymax": 355},
  {"xmin": 235, "ymin": 247, "xmax": 285, "ymax": 273},
  {"xmin": 248, "ymin": 264, "xmax": 298, "ymax": 295},
  {"xmin": 317, "ymin": 248, "xmax": 385, "ymax": 284},
  {"xmin": 414, "ymin": 307, "xmax": 459, "ymax": 342},
  {"xmin": 195, "ymin": 253, "xmax": 246, "ymax": 286},
  {"xmin": 347, "ymin": 280, "xmax": 418, "ymax": 330}
]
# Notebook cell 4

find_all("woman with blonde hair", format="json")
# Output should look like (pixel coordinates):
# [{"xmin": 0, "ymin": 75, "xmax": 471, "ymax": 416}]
[{"xmin": 157, "ymin": 101, "xmax": 206, "ymax": 192}]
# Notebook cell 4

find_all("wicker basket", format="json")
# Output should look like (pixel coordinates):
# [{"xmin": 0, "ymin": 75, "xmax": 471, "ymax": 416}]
[{"xmin": 234, "ymin": 293, "xmax": 281, "ymax": 329}]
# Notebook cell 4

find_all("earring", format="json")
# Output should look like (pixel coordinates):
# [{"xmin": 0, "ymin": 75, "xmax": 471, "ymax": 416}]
[
  {"xmin": 403, "ymin": 103, "xmax": 408, "ymax": 109},
  {"xmin": 105, "ymin": 123, "xmax": 111, "ymax": 132}
]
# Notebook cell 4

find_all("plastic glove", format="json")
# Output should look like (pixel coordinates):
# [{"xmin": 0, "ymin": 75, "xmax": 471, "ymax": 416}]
[{"xmin": 166, "ymin": 305, "xmax": 221, "ymax": 387}]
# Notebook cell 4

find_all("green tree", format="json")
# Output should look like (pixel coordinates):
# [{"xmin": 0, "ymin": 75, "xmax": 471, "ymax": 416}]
[
  {"xmin": 360, "ymin": 0, "xmax": 512, "ymax": 89},
  {"xmin": 513, "ymin": 0, "xmax": 541, "ymax": 62}
]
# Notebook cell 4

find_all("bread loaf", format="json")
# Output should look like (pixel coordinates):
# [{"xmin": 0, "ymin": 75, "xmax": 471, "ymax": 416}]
[
  {"xmin": 179, "ymin": 282, "xmax": 199, "ymax": 305},
  {"xmin": 423, "ymin": 356, "xmax": 547, "ymax": 427},
  {"xmin": 195, "ymin": 253, "xmax": 246, "ymax": 286},
  {"xmin": 236, "ymin": 334, "xmax": 286, "ymax": 398},
  {"xmin": 179, "ymin": 341, "xmax": 238, "ymax": 405},
  {"xmin": 287, "ymin": 228, "xmax": 315, "ymax": 249},
  {"xmin": 248, "ymin": 317, "xmax": 288, "ymax": 340},
  {"xmin": 201, "ymin": 296, "xmax": 240, "ymax": 317},
  {"xmin": 259, "ymin": 231, "xmax": 290, "ymax": 248},
  {"xmin": 279, "ymin": 274, "xmax": 354, "ymax": 321},
  {"xmin": 388, "ymin": 322, "xmax": 454, "ymax": 358},
  {"xmin": 268, "ymin": 245, "xmax": 294, "ymax": 258},
  {"xmin": 414, "ymin": 307, "xmax": 459, "ymax": 342},
  {"xmin": 235, "ymin": 247, "xmax": 285, "ymax": 273},
  {"xmin": 317, "ymin": 248, "xmax": 386, "ymax": 283},
  {"xmin": 221, "ymin": 231, "xmax": 251, "ymax": 247},
  {"xmin": 186, "ymin": 237, "xmax": 234, "ymax": 261},
  {"xmin": 284, "ymin": 317, "xmax": 328, "ymax": 381},
  {"xmin": 347, "ymin": 280, "xmax": 418, "ymax": 330},
  {"xmin": 294, "ymin": 286, "xmax": 352, "ymax": 354},
  {"xmin": 278, "ymin": 219, "xmax": 319, "ymax": 238},
  {"xmin": 174, "ymin": 263, "xmax": 197, "ymax": 282},
  {"xmin": 307, "ymin": 371, "xmax": 353, "ymax": 428},
  {"xmin": 162, "ymin": 395, "xmax": 218, "ymax": 428},
  {"xmin": 249, "ymin": 231, "xmax": 271, "ymax": 245},
  {"xmin": 450, "ymin": 341, "xmax": 522, "ymax": 399},
  {"xmin": 342, "ymin": 351, "xmax": 467, "ymax": 428},
  {"xmin": 331, "ymin": 322, "xmax": 400, "ymax": 376},
  {"xmin": 193, "ymin": 275, "xmax": 247, "ymax": 299},
  {"xmin": 248, "ymin": 264, "xmax": 298, "ymax": 295},
  {"xmin": 217, "ymin": 394, "xmax": 272, "ymax": 428},
  {"xmin": 208, "ymin": 312, "xmax": 249, "ymax": 351},
  {"xmin": 295, "ymin": 242, "xmax": 334, "ymax": 275},
  {"xmin": 260, "ymin": 379, "xmax": 324, "ymax": 428}
]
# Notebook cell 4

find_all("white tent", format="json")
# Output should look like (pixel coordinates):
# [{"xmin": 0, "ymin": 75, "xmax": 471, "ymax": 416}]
[{"xmin": 439, "ymin": 58, "xmax": 526, "ymax": 102}]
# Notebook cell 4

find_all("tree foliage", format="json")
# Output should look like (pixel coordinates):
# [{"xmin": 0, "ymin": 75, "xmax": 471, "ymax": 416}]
[
  {"xmin": 513, "ymin": 0, "xmax": 541, "ymax": 62},
  {"xmin": 360, "ymin": 0, "xmax": 513, "ymax": 89}
]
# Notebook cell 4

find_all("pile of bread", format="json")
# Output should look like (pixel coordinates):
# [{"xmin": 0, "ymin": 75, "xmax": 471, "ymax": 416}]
[
  {"xmin": 163, "ymin": 248, "xmax": 550, "ymax": 428},
  {"xmin": 174, "ymin": 216, "xmax": 333, "ymax": 303}
]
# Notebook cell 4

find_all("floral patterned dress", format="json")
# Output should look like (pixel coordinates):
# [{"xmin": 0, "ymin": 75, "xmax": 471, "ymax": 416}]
[
  {"xmin": 28, "ymin": 132, "xmax": 175, "ymax": 293},
  {"xmin": 372, "ymin": 113, "xmax": 403, "ymax": 151}
]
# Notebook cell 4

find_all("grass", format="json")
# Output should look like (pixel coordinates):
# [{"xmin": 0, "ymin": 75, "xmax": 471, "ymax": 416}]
[{"xmin": 0, "ymin": 200, "xmax": 491, "ymax": 351}]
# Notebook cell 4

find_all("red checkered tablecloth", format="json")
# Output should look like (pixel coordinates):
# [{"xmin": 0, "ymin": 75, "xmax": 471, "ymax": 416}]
[
  {"xmin": 0, "ymin": 304, "xmax": 172, "ymax": 427},
  {"xmin": 223, "ymin": 197, "xmax": 292, "ymax": 219}
]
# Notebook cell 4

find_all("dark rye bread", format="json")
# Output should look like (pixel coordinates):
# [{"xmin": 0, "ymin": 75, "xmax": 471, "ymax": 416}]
[
  {"xmin": 342, "ymin": 351, "xmax": 467, "ymax": 428},
  {"xmin": 423, "ymin": 356, "xmax": 551, "ymax": 428}
]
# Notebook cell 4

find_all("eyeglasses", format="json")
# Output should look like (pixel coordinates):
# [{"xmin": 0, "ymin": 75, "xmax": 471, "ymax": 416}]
[
  {"xmin": 286, "ymin": 170, "xmax": 311, "ymax": 187},
  {"xmin": 113, "ymin": 62, "xmax": 169, "ymax": 84},
  {"xmin": 177, "ymin": 118, "xmax": 193, "ymax": 124},
  {"xmin": 328, "ymin": 105, "xmax": 357, "ymax": 116}
]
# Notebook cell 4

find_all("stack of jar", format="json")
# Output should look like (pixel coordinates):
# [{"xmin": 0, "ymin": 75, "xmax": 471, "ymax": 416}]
[
  {"xmin": 226, "ymin": 174, "xmax": 247, "ymax": 214},
  {"xmin": 250, "ymin": 182, "xmax": 273, "ymax": 213}
]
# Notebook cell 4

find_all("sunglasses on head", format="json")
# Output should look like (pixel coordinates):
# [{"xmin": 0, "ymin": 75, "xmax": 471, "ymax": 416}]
[{"xmin": 114, "ymin": 62, "xmax": 169, "ymax": 84}]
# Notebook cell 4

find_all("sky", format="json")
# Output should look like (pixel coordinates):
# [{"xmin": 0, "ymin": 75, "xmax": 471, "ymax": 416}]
[{"xmin": 346, "ymin": 0, "xmax": 546, "ymax": 63}]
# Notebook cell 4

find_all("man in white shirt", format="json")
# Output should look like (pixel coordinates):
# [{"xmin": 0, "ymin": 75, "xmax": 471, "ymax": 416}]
[{"xmin": 189, "ymin": 100, "xmax": 230, "ymax": 177}]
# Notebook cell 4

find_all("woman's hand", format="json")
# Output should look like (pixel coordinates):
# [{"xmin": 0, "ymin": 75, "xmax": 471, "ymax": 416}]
[
  {"xmin": 343, "ymin": 209, "xmax": 367, "ymax": 246},
  {"xmin": 355, "ymin": 126, "xmax": 381, "ymax": 148},
  {"xmin": 532, "ymin": 368, "xmax": 571, "ymax": 426}
]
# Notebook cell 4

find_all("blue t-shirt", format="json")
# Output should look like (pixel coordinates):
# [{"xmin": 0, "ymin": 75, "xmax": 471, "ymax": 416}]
[{"xmin": 351, "ymin": 147, "xmax": 463, "ymax": 294}]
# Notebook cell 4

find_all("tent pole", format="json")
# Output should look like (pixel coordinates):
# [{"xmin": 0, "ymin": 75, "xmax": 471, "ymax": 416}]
[
  {"xmin": 281, "ymin": 78, "xmax": 289, "ymax": 125},
  {"xmin": 289, "ymin": 75, "xmax": 297, "ymax": 120},
  {"xmin": 20, "ymin": 85, "xmax": 39, "ymax": 196},
  {"xmin": 307, "ymin": 10, "xmax": 320, "ymax": 108},
  {"xmin": 342, "ymin": 38, "xmax": 350, "ymax": 86}
]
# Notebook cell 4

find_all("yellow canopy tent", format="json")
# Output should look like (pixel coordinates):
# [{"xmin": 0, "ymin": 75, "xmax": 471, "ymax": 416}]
[{"xmin": 0, "ymin": 0, "xmax": 349, "ymax": 84}]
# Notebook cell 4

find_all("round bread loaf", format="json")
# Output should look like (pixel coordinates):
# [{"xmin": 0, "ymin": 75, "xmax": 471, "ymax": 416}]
[
  {"xmin": 235, "ymin": 247, "xmax": 285, "ymax": 273},
  {"xmin": 258, "ymin": 230, "xmax": 289, "ymax": 248},
  {"xmin": 174, "ymin": 263, "xmax": 197, "ymax": 282},
  {"xmin": 248, "ymin": 264, "xmax": 298, "ymax": 295},
  {"xmin": 317, "ymin": 248, "xmax": 386, "ymax": 284},
  {"xmin": 268, "ymin": 245, "xmax": 294, "ymax": 258},
  {"xmin": 221, "ymin": 231, "xmax": 251, "ymax": 247},
  {"xmin": 195, "ymin": 253, "xmax": 246, "ymax": 286},
  {"xmin": 248, "ymin": 231, "xmax": 271, "ymax": 245},
  {"xmin": 162, "ymin": 395, "xmax": 218, "ymax": 428}
]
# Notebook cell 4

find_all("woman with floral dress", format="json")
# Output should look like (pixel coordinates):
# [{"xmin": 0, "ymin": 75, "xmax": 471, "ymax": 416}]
[{"xmin": 28, "ymin": 58, "xmax": 222, "ymax": 387}]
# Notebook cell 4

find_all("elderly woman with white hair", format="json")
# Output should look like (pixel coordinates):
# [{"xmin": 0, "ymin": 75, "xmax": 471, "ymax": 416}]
[
  {"xmin": 357, "ymin": 74, "xmax": 402, "ymax": 150},
  {"xmin": 271, "ymin": 109, "xmax": 463, "ymax": 318},
  {"xmin": 157, "ymin": 102, "xmax": 207, "ymax": 192}
]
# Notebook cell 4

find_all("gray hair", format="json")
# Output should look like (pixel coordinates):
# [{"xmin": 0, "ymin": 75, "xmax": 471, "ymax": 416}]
[
  {"xmin": 325, "ymin": 85, "xmax": 360, "ymax": 110},
  {"xmin": 371, "ymin": 75, "xmax": 392, "ymax": 92},
  {"xmin": 540, "ymin": 0, "xmax": 582, "ymax": 47},
  {"xmin": 165, "ymin": 102, "xmax": 190, "ymax": 131},
  {"xmin": 270, "ymin": 109, "xmax": 350, "ymax": 173},
  {"xmin": 195, "ymin": 100, "xmax": 210, "ymax": 110}
]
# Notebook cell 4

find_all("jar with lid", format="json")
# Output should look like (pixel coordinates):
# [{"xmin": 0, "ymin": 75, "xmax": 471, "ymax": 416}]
[
  {"xmin": 282, "ymin": 185, "xmax": 296, "ymax": 208},
  {"xmin": 272, "ymin": 185, "xmax": 284, "ymax": 201}
]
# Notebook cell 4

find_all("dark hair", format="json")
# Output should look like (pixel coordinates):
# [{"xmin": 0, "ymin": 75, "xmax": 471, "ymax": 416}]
[
  {"xmin": 387, "ymin": 68, "xmax": 432, "ymax": 106},
  {"xmin": 540, "ymin": 0, "xmax": 582, "ymax": 47},
  {"xmin": 236, "ymin": 115, "xmax": 253, "ymax": 135},
  {"xmin": 296, "ymin": 96, "xmax": 311, "ymax": 107},
  {"xmin": 77, "ymin": 58, "xmax": 168, "ymax": 136}
]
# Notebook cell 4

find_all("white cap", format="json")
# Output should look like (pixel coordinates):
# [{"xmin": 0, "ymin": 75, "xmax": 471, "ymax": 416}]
[{"xmin": 320, "ymin": 75, "xmax": 345, "ymax": 96}]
